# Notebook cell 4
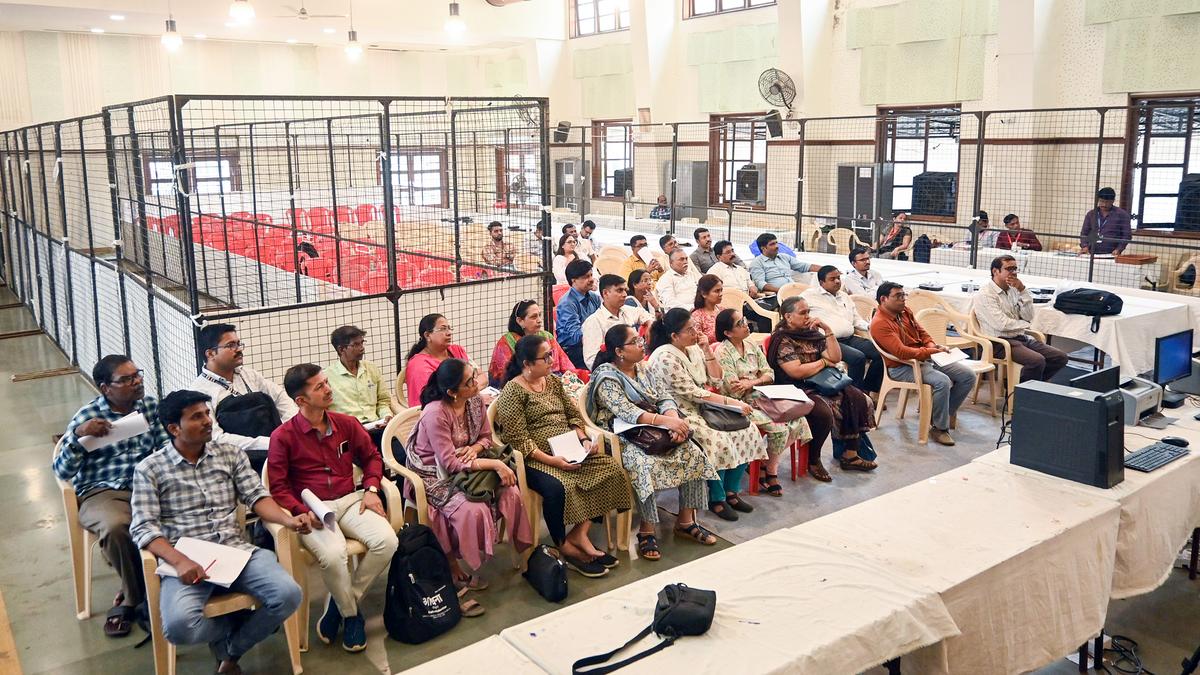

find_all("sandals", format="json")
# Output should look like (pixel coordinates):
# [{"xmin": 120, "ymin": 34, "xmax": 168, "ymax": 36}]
[
  {"xmin": 104, "ymin": 606, "xmax": 133, "ymax": 638},
  {"xmin": 459, "ymin": 598, "xmax": 485, "ymax": 618},
  {"xmin": 636, "ymin": 532, "xmax": 661, "ymax": 561},
  {"xmin": 808, "ymin": 461, "xmax": 833, "ymax": 483},
  {"xmin": 674, "ymin": 522, "xmax": 717, "ymax": 546},
  {"xmin": 454, "ymin": 575, "xmax": 489, "ymax": 592},
  {"xmin": 725, "ymin": 493, "xmax": 753, "ymax": 513},
  {"xmin": 839, "ymin": 456, "xmax": 878, "ymax": 472},
  {"xmin": 758, "ymin": 472, "xmax": 783, "ymax": 497},
  {"xmin": 708, "ymin": 501, "xmax": 738, "ymax": 521}
]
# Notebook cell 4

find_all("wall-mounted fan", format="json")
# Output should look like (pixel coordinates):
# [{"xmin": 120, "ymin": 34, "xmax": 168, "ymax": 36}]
[
  {"xmin": 274, "ymin": 1, "xmax": 346, "ymax": 20},
  {"xmin": 758, "ymin": 68, "xmax": 797, "ymax": 117},
  {"xmin": 511, "ymin": 95, "xmax": 539, "ymax": 128}
]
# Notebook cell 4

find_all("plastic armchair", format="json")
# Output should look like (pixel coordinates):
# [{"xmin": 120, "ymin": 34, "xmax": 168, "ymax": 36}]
[
  {"xmin": 138, "ymin": 505, "xmax": 302, "ymax": 675},
  {"xmin": 964, "ymin": 307, "xmax": 1047, "ymax": 404},
  {"xmin": 827, "ymin": 228, "xmax": 869, "ymax": 255},
  {"xmin": 54, "ymin": 438, "xmax": 100, "ymax": 620},
  {"xmin": 916, "ymin": 307, "xmax": 998, "ymax": 417},
  {"xmin": 777, "ymin": 282, "xmax": 809, "ymax": 302},
  {"xmin": 394, "ymin": 367, "xmax": 407, "ymax": 409},
  {"xmin": 850, "ymin": 294, "xmax": 876, "ymax": 324},
  {"xmin": 721, "ymin": 287, "xmax": 779, "ymax": 328},
  {"xmin": 573, "ymin": 388, "xmax": 631, "ymax": 552},
  {"xmin": 869, "ymin": 334, "xmax": 933, "ymax": 444}
]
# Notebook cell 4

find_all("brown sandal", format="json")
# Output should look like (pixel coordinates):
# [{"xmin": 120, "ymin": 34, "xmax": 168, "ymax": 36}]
[
  {"xmin": 808, "ymin": 461, "xmax": 832, "ymax": 482},
  {"xmin": 840, "ymin": 456, "xmax": 878, "ymax": 472},
  {"xmin": 104, "ymin": 606, "xmax": 132, "ymax": 638},
  {"xmin": 674, "ymin": 522, "xmax": 717, "ymax": 545}
]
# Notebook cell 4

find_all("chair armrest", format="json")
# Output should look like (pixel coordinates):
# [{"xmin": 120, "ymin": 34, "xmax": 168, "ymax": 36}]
[
  {"xmin": 952, "ymin": 332, "xmax": 993, "ymax": 363},
  {"xmin": 380, "ymin": 477, "xmax": 404, "ymax": 532},
  {"xmin": 1026, "ymin": 329, "xmax": 1047, "ymax": 343},
  {"xmin": 389, "ymin": 400, "xmax": 404, "ymax": 415},
  {"xmin": 513, "ymin": 451, "xmax": 532, "ymax": 515},
  {"xmin": 388, "ymin": 463, "xmax": 428, "ymax": 527}
]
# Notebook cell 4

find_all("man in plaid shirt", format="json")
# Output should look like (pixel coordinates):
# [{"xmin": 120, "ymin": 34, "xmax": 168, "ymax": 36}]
[
  {"xmin": 52, "ymin": 355, "xmax": 170, "ymax": 638},
  {"xmin": 131, "ymin": 389, "xmax": 306, "ymax": 675}
]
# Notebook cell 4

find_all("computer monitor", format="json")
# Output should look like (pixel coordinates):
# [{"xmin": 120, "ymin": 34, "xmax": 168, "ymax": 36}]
[
  {"xmin": 1070, "ymin": 365, "xmax": 1120, "ymax": 394},
  {"xmin": 1154, "ymin": 329, "xmax": 1194, "ymax": 386}
]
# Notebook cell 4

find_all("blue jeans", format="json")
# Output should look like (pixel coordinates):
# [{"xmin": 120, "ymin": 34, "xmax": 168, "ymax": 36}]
[
  {"xmin": 160, "ymin": 547, "xmax": 302, "ymax": 661},
  {"xmin": 887, "ymin": 361, "xmax": 975, "ymax": 431}
]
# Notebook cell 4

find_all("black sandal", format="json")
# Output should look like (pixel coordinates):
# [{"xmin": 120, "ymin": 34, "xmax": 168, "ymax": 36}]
[
  {"xmin": 726, "ymin": 493, "xmax": 753, "ymax": 513},
  {"xmin": 808, "ymin": 461, "xmax": 832, "ymax": 483},
  {"xmin": 757, "ymin": 472, "xmax": 783, "ymax": 497},
  {"xmin": 708, "ymin": 501, "xmax": 738, "ymax": 521},
  {"xmin": 104, "ymin": 606, "xmax": 133, "ymax": 638},
  {"xmin": 636, "ymin": 532, "xmax": 661, "ymax": 561},
  {"xmin": 839, "ymin": 456, "xmax": 878, "ymax": 472},
  {"xmin": 674, "ymin": 522, "xmax": 717, "ymax": 545}
]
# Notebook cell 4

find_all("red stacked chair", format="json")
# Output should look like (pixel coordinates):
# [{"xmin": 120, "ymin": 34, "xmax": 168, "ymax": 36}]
[
  {"xmin": 307, "ymin": 207, "xmax": 333, "ymax": 233},
  {"xmin": 303, "ymin": 256, "xmax": 335, "ymax": 283},
  {"xmin": 415, "ymin": 267, "xmax": 454, "ymax": 288},
  {"xmin": 160, "ymin": 214, "xmax": 179, "ymax": 238},
  {"xmin": 355, "ymin": 204, "xmax": 379, "ymax": 225},
  {"xmin": 335, "ymin": 206, "xmax": 353, "ymax": 228}
]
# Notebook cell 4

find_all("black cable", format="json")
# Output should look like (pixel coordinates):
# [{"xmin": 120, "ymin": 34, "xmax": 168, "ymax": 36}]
[{"xmin": 1096, "ymin": 634, "xmax": 1155, "ymax": 675}]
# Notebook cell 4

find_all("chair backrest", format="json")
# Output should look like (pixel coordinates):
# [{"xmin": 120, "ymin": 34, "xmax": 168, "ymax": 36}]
[
  {"xmin": 597, "ymin": 246, "xmax": 627, "ymax": 261},
  {"xmin": 807, "ymin": 228, "xmax": 824, "ymax": 251},
  {"xmin": 355, "ymin": 204, "xmax": 379, "ymax": 226},
  {"xmin": 778, "ymin": 282, "xmax": 808, "ymax": 301},
  {"xmin": 381, "ymin": 407, "xmax": 421, "ymax": 469},
  {"xmin": 914, "ymin": 307, "xmax": 951, "ymax": 344},
  {"xmin": 651, "ymin": 251, "xmax": 669, "ymax": 270},
  {"xmin": 827, "ymin": 228, "xmax": 864, "ymax": 255},
  {"xmin": 905, "ymin": 289, "xmax": 947, "ymax": 315},
  {"xmin": 718, "ymin": 286, "xmax": 752, "ymax": 312},
  {"xmin": 394, "ymin": 367, "xmax": 407, "ymax": 406},
  {"xmin": 303, "ymin": 257, "xmax": 336, "ymax": 282},
  {"xmin": 594, "ymin": 257, "xmax": 624, "ymax": 276},
  {"xmin": 850, "ymin": 294, "xmax": 876, "ymax": 323}
]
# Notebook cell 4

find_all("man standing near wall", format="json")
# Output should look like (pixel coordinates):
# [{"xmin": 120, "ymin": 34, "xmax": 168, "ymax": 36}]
[{"xmin": 1080, "ymin": 187, "xmax": 1131, "ymax": 255}]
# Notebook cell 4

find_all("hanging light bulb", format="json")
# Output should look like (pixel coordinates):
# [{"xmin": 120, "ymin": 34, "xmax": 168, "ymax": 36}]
[
  {"xmin": 345, "ymin": 29, "xmax": 363, "ymax": 60},
  {"xmin": 161, "ymin": 18, "xmax": 182, "ymax": 51},
  {"xmin": 444, "ymin": 2, "xmax": 466, "ymax": 35},
  {"xmin": 228, "ymin": 0, "xmax": 256, "ymax": 24}
]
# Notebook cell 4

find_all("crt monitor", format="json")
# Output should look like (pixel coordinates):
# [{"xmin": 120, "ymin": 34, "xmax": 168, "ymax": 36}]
[
  {"xmin": 1154, "ymin": 329, "xmax": 1194, "ymax": 386},
  {"xmin": 1071, "ymin": 365, "xmax": 1120, "ymax": 394}
]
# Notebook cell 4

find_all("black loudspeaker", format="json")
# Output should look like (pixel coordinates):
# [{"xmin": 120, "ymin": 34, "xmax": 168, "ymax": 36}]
[
  {"xmin": 912, "ymin": 171, "xmax": 958, "ymax": 217},
  {"xmin": 553, "ymin": 121, "xmax": 571, "ymax": 143},
  {"xmin": 764, "ymin": 110, "xmax": 783, "ymax": 139},
  {"xmin": 612, "ymin": 168, "xmax": 634, "ymax": 197},
  {"xmin": 736, "ymin": 164, "xmax": 761, "ymax": 202},
  {"xmin": 1175, "ymin": 174, "xmax": 1200, "ymax": 231}
]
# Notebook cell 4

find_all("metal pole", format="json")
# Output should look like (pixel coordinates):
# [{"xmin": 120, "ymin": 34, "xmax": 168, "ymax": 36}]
[
  {"xmin": 35, "ymin": 128, "xmax": 60, "ymax": 340},
  {"xmin": 1087, "ymin": 108, "xmax": 1107, "ymax": 283},
  {"xmin": 579, "ymin": 125, "xmax": 589, "ymax": 218},
  {"xmin": 77, "ymin": 119, "xmax": 103, "ymax": 363},
  {"xmin": 326, "ymin": 119, "xmax": 344, "ymax": 286},
  {"xmin": 24, "ymin": 130, "xmax": 46, "ymax": 333},
  {"xmin": 167, "ymin": 97, "xmax": 203, "ymax": 372},
  {"xmin": 127, "ymin": 103, "xmax": 165, "ymax": 399},
  {"xmin": 380, "ymin": 101, "xmax": 403, "ymax": 370},
  {"xmin": 285, "ymin": 122, "xmax": 302, "ymax": 302},
  {"xmin": 54, "ymin": 123, "xmax": 78, "ymax": 365},
  {"xmin": 213, "ymin": 126, "xmax": 236, "ymax": 303},
  {"xmin": 969, "ymin": 112, "xmax": 987, "ymax": 269},
  {"xmin": 794, "ymin": 119, "xmax": 806, "ymax": 251},
  {"xmin": 669, "ymin": 123, "xmax": 679, "ymax": 236},
  {"xmin": 503, "ymin": 128, "xmax": 512, "ymax": 216},
  {"xmin": 102, "ymin": 112, "xmax": 132, "ymax": 355},
  {"xmin": 539, "ymin": 102, "xmax": 554, "ymax": 331},
  {"xmin": 248, "ymin": 123, "xmax": 266, "ymax": 305},
  {"xmin": 450, "ymin": 111, "xmax": 463, "ymax": 283}
]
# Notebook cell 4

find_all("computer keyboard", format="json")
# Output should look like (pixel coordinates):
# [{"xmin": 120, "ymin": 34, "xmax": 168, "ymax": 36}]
[{"xmin": 1124, "ymin": 442, "xmax": 1190, "ymax": 472}]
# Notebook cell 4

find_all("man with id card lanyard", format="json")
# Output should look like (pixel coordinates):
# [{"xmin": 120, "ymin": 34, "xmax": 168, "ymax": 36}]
[{"xmin": 267, "ymin": 363, "xmax": 398, "ymax": 654}]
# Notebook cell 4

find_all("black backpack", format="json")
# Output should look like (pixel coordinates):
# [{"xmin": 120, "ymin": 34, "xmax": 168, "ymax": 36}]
[
  {"xmin": 1053, "ymin": 288, "xmax": 1123, "ymax": 333},
  {"xmin": 215, "ymin": 392, "xmax": 282, "ymax": 438},
  {"xmin": 384, "ymin": 523, "xmax": 461, "ymax": 644},
  {"xmin": 912, "ymin": 234, "xmax": 932, "ymax": 263}
]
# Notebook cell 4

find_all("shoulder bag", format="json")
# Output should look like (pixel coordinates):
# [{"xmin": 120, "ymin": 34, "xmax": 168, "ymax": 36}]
[
  {"xmin": 802, "ymin": 366, "xmax": 854, "ymax": 397},
  {"xmin": 698, "ymin": 401, "xmax": 751, "ymax": 432},
  {"xmin": 572, "ymin": 583, "xmax": 716, "ymax": 675}
]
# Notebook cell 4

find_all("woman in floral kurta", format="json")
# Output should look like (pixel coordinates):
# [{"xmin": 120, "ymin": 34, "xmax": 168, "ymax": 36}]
[
  {"xmin": 586, "ymin": 324, "xmax": 717, "ymax": 560},
  {"xmin": 646, "ymin": 308, "xmax": 766, "ymax": 522},
  {"xmin": 690, "ymin": 274, "xmax": 724, "ymax": 344},
  {"xmin": 713, "ymin": 308, "xmax": 812, "ymax": 497}
]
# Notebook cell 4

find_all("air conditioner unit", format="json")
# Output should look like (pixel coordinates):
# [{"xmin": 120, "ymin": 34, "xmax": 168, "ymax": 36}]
[
  {"xmin": 554, "ymin": 158, "xmax": 589, "ymax": 212},
  {"xmin": 661, "ymin": 160, "xmax": 709, "ymax": 222},
  {"xmin": 735, "ymin": 163, "xmax": 766, "ymax": 205}
]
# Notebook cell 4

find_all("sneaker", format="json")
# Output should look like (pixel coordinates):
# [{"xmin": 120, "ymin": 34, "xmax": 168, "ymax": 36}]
[
  {"xmin": 317, "ymin": 595, "xmax": 342, "ymax": 645},
  {"xmin": 592, "ymin": 552, "xmax": 619, "ymax": 569},
  {"xmin": 930, "ymin": 427, "xmax": 956, "ymax": 446},
  {"xmin": 341, "ymin": 613, "xmax": 366, "ymax": 653},
  {"xmin": 563, "ymin": 554, "xmax": 609, "ymax": 578}
]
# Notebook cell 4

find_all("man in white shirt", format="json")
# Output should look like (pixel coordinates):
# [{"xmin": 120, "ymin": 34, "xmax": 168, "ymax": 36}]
[
  {"xmin": 841, "ymin": 247, "xmax": 884, "ymax": 298},
  {"xmin": 802, "ymin": 266, "xmax": 883, "ymax": 394},
  {"xmin": 577, "ymin": 220, "xmax": 598, "ymax": 261},
  {"xmin": 190, "ymin": 323, "xmax": 298, "ymax": 471},
  {"xmin": 710, "ymin": 240, "xmax": 773, "ymax": 331},
  {"xmin": 971, "ymin": 255, "xmax": 1067, "ymax": 383},
  {"xmin": 976, "ymin": 210, "xmax": 1001, "ymax": 249},
  {"xmin": 582, "ymin": 274, "xmax": 655, "ymax": 369},
  {"xmin": 656, "ymin": 248, "xmax": 701, "ymax": 310}
]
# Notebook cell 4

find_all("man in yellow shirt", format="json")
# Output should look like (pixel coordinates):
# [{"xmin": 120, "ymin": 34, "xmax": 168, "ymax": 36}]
[
  {"xmin": 326, "ymin": 325, "xmax": 395, "ymax": 446},
  {"xmin": 620, "ymin": 234, "xmax": 665, "ymax": 282}
]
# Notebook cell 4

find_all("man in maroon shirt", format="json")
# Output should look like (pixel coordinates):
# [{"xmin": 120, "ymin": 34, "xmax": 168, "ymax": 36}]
[{"xmin": 267, "ymin": 363, "xmax": 398, "ymax": 653}]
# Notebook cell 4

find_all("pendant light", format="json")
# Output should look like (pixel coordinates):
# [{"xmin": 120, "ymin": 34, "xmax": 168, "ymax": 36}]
[
  {"xmin": 161, "ymin": 0, "xmax": 182, "ymax": 51},
  {"xmin": 444, "ymin": 2, "xmax": 466, "ymax": 35},
  {"xmin": 229, "ymin": 0, "xmax": 256, "ymax": 24},
  {"xmin": 344, "ymin": 0, "xmax": 363, "ymax": 60}
]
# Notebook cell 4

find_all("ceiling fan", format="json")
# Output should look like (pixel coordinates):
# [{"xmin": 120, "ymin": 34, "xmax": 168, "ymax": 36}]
[{"xmin": 274, "ymin": 1, "xmax": 346, "ymax": 20}]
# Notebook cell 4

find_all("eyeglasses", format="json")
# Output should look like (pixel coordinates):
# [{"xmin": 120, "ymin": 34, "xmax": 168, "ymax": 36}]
[
  {"xmin": 854, "ymin": 257, "xmax": 870, "ymax": 263},
  {"xmin": 534, "ymin": 352, "xmax": 555, "ymax": 363},
  {"xmin": 1002, "ymin": 266, "xmax": 1019, "ymax": 273},
  {"xmin": 431, "ymin": 325, "xmax": 453, "ymax": 333},
  {"xmin": 734, "ymin": 318, "xmax": 748, "ymax": 327},
  {"xmin": 109, "ymin": 370, "xmax": 145, "ymax": 386},
  {"xmin": 218, "ymin": 341, "xmax": 244, "ymax": 351},
  {"xmin": 623, "ymin": 337, "xmax": 646, "ymax": 347}
]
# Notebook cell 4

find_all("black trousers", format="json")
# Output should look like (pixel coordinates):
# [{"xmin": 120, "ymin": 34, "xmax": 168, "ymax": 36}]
[
  {"xmin": 523, "ymin": 465, "xmax": 604, "ymax": 545},
  {"xmin": 839, "ymin": 335, "xmax": 883, "ymax": 393}
]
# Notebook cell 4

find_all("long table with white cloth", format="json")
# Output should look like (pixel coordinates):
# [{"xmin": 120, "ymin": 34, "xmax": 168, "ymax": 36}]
[
  {"xmin": 403, "ymin": 635, "xmax": 548, "ymax": 675},
  {"xmin": 930, "ymin": 245, "xmax": 1163, "ymax": 290}
]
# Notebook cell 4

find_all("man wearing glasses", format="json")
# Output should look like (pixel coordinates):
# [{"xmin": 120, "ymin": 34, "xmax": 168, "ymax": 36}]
[
  {"xmin": 53, "ymin": 355, "xmax": 171, "ymax": 639},
  {"xmin": 842, "ymin": 247, "xmax": 884, "ymax": 298},
  {"xmin": 971, "ymin": 255, "xmax": 1067, "ymax": 383},
  {"xmin": 190, "ymin": 323, "xmax": 298, "ymax": 470}
]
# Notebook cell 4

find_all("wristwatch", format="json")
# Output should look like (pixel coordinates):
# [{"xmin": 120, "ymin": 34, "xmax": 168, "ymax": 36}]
[{"xmin": 365, "ymin": 485, "xmax": 379, "ymax": 495}]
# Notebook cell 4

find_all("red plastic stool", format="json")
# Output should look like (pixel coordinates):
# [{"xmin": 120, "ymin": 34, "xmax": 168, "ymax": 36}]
[
  {"xmin": 746, "ymin": 460, "xmax": 761, "ymax": 496},
  {"xmin": 790, "ymin": 441, "xmax": 809, "ymax": 481}
]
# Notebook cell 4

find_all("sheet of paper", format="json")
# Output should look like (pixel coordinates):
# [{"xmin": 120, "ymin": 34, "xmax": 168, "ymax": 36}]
[
  {"xmin": 931, "ymin": 348, "xmax": 969, "ymax": 368},
  {"xmin": 155, "ymin": 537, "xmax": 253, "ymax": 588},
  {"xmin": 613, "ymin": 418, "xmax": 670, "ymax": 435},
  {"xmin": 753, "ymin": 385, "xmax": 812, "ymax": 403},
  {"xmin": 548, "ymin": 431, "xmax": 588, "ymax": 464},
  {"xmin": 301, "ymin": 489, "xmax": 338, "ymax": 530},
  {"xmin": 637, "ymin": 247, "xmax": 654, "ymax": 265},
  {"xmin": 78, "ymin": 412, "xmax": 150, "ymax": 452},
  {"xmin": 480, "ymin": 386, "xmax": 500, "ymax": 399},
  {"xmin": 363, "ymin": 418, "xmax": 387, "ymax": 431}
]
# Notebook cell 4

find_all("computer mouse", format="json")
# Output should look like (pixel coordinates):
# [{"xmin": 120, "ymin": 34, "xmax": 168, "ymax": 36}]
[
  {"xmin": 1161, "ymin": 436, "xmax": 1189, "ymax": 448},
  {"xmin": 1194, "ymin": 411, "xmax": 1200, "ymax": 421}
]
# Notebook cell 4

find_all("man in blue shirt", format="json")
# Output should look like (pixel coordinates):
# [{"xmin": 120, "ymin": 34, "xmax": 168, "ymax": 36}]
[
  {"xmin": 53, "ymin": 354, "xmax": 171, "ymax": 638},
  {"xmin": 748, "ymin": 232, "xmax": 820, "ymax": 301},
  {"xmin": 1080, "ymin": 187, "xmax": 1131, "ymax": 255},
  {"xmin": 555, "ymin": 259, "xmax": 601, "ymax": 369}
]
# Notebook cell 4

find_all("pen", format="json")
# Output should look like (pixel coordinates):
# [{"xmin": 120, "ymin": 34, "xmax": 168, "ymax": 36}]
[{"xmin": 203, "ymin": 559, "xmax": 217, "ymax": 575}]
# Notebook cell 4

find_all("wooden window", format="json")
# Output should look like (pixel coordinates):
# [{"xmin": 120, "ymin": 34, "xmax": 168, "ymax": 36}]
[
  {"xmin": 390, "ymin": 149, "xmax": 448, "ymax": 208},
  {"xmin": 709, "ymin": 114, "xmax": 768, "ymax": 207},
  {"xmin": 1127, "ymin": 95, "xmax": 1200, "ymax": 229},
  {"xmin": 687, "ymin": 0, "xmax": 774, "ymax": 19},
  {"xmin": 592, "ymin": 119, "xmax": 633, "ymax": 198},
  {"xmin": 878, "ymin": 106, "xmax": 961, "ymax": 215},
  {"xmin": 572, "ymin": 0, "xmax": 630, "ymax": 37}
]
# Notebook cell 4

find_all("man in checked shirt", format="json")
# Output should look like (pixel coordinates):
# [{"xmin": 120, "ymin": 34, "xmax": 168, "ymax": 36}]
[
  {"xmin": 52, "ymin": 355, "xmax": 170, "ymax": 638},
  {"xmin": 131, "ymin": 390, "xmax": 305, "ymax": 675}
]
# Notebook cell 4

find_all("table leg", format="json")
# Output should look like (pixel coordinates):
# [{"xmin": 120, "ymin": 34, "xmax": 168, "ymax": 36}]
[
  {"xmin": 1190, "ymin": 528, "xmax": 1199, "ymax": 581},
  {"xmin": 884, "ymin": 657, "xmax": 901, "ymax": 675},
  {"xmin": 1077, "ymin": 642, "xmax": 1088, "ymax": 672},
  {"xmin": 1093, "ymin": 631, "xmax": 1104, "ymax": 671}
]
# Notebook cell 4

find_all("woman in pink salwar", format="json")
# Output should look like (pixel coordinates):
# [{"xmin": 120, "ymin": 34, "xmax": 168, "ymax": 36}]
[{"xmin": 405, "ymin": 358, "xmax": 532, "ymax": 612}]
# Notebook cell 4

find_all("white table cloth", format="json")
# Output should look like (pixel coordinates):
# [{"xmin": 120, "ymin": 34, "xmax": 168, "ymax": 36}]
[
  {"xmin": 929, "ymin": 246, "xmax": 1158, "ymax": 289},
  {"xmin": 975, "ymin": 423, "xmax": 1200, "ymax": 599},
  {"xmin": 402, "ymin": 635, "xmax": 547, "ymax": 674},
  {"xmin": 793, "ymin": 462, "xmax": 1121, "ymax": 675},
  {"xmin": 500, "ymin": 531, "xmax": 959, "ymax": 675}
]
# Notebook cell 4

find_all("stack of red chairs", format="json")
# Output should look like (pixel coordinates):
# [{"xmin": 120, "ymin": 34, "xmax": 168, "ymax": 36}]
[{"xmin": 355, "ymin": 204, "xmax": 379, "ymax": 225}]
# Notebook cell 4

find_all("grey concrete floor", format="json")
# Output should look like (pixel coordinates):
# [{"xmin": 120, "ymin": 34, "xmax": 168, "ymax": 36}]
[{"xmin": 2, "ymin": 285, "xmax": 1197, "ymax": 674}]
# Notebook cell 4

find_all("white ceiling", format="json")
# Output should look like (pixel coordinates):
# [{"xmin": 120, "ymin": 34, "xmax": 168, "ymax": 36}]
[{"xmin": 0, "ymin": 0, "xmax": 566, "ymax": 51}]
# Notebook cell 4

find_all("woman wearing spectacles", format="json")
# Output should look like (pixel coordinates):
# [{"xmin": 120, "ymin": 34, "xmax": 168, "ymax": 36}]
[
  {"xmin": 552, "ymin": 235, "xmax": 581, "ymax": 285},
  {"xmin": 493, "ymin": 335, "xmax": 632, "ymax": 578},
  {"xmin": 646, "ymin": 308, "xmax": 765, "ymax": 525},
  {"xmin": 690, "ymin": 274, "xmax": 724, "ymax": 344},
  {"xmin": 585, "ymin": 324, "xmax": 716, "ymax": 562},
  {"xmin": 713, "ymin": 309, "xmax": 812, "ymax": 497},
  {"xmin": 489, "ymin": 300, "xmax": 588, "ymax": 398},
  {"xmin": 405, "ymin": 314, "xmax": 486, "ymax": 408}
]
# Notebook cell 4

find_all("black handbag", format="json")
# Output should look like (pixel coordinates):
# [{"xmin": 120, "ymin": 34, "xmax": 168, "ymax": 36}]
[
  {"xmin": 698, "ymin": 401, "xmax": 751, "ymax": 432},
  {"xmin": 619, "ymin": 399, "xmax": 687, "ymax": 456},
  {"xmin": 802, "ymin": 366, "xmax": 854, "ymax": 397},
  {"xmin": 215, "ymin": 392, "xmax": 282, "ymax": 438},
  {"xmin": 523, "ymin": 545, "xmax": 567, "ymax": 602},
  {"xmin": 573, "ymin": 583, "xmax": 716, "ymax": 675}
]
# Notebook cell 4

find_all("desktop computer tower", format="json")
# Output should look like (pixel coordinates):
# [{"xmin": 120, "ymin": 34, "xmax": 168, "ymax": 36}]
[{"xmin": 1010, "ymin": 381, "xmax": 1124, "ymax": 489}]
